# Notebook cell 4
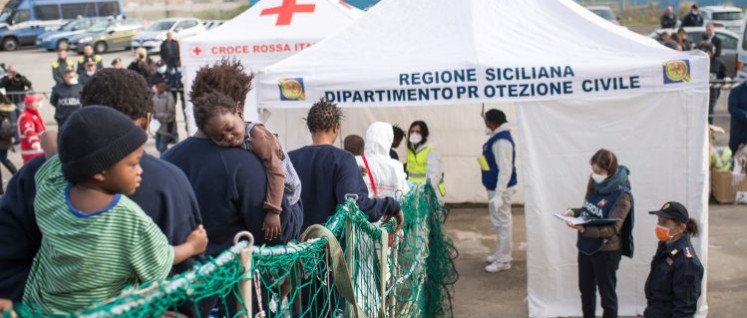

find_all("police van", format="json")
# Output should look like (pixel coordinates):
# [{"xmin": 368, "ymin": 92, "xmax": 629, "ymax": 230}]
[{"xmin": 0, "ymin": 0, "xmax": 124, "ymax": 51}]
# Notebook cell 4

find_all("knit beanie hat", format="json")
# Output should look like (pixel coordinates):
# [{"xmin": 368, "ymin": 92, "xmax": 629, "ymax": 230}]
[{"xmin": 59, "ymin": 105, "xmax": 147, "ymax": 183}]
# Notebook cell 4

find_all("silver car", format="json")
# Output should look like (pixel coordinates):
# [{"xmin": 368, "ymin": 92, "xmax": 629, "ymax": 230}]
[
  {"xmin": 650, "ymin": 27, "xmax": 739, "ymax": 78},
  {"xmin": 701, "ymin": 6, "xmax": 744, "ymax": 33},
  {"xmin": 130, "ymin": 18, "xmax": 205, "ymax": 53}
]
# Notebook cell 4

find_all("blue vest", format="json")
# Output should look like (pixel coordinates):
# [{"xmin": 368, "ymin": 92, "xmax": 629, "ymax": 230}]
[
  {"xmin": 577, "ymin": 189, "xmax": 627, "ymax": 255},
  {"xmin": 481, "ymin": 130, "xmax": 517, "ymax": 191}
]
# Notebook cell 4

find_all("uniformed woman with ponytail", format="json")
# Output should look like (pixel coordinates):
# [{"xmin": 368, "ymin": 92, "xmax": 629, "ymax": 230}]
[
  {"xmin": 405, "ymin": 120, "xmax": 445, "ymax": 203},
  {"xmin": 565, "ymin": 148, "xmax": 634, "ymax": 318},
  {"xmin": 645, "ymin": 201, "xmax": 703, "ymax": 318}
]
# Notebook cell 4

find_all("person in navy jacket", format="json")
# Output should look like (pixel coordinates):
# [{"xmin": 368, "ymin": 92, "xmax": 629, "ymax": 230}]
[
  {"xmin": 645, "ymin": 202, "xmax": 703, "ymax": 318},
  {"xmin": 289, "ymin": 99, "xmax": 403, "ymax": 232}
]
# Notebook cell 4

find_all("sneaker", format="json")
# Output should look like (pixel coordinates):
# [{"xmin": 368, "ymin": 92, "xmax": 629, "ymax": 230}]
[
  {"xmin": 486, "ymin": 254, "xmax": 498, "ymax": 264},
  {"xmin": 485, "ymin": 261, "xmax": 511, "ymax": 273}
]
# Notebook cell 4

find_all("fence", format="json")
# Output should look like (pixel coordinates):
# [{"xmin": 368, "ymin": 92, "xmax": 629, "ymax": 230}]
[{"xmin": 4, "ymin": 183, "xmax": 458, "ymax": 318}]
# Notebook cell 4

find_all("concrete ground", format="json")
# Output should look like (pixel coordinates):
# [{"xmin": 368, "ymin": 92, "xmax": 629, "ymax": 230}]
[{"xmin": 446, "ymin": 204, "xmax": 747, "ymax": 317}]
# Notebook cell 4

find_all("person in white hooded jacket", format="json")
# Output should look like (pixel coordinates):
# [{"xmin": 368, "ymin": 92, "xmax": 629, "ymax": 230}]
[{"xmin": 356, "ymin": 122, "xmax": 409, "ymax": 199}]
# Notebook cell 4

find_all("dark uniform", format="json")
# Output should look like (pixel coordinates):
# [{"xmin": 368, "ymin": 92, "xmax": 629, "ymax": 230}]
[
  {"xmin": 76, "ymin": 55, "xmax": 103, "ymax": 76},
  {"xmin": 645, "ymin": 202, "xmax": 703, "ymax": 318},
  {"xmin": 51, "ymin": 58, "xmax": 75, "ymax": 85}
]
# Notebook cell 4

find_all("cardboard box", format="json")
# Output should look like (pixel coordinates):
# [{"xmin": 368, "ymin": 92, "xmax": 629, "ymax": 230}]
[
  {"xmin": 712, "ymin": 169, "xmax": 747, "ymax": 204},
  {"xmin": 712, "ymin": 169, "xmax": 736, "ymax": 204}
]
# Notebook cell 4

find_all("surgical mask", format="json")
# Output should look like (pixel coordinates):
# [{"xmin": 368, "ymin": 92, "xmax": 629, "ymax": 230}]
[
  {"xmin": 86, "ymin": 70, "xmax": 95, "ymax": 76},
  {"xmin": 591, "ymin": 173, "xmax": 607, "ymax": 184},
  {"xmin": 158, "ymin": 66, "xmax": 167, "ymax": 74},
  {"xmin": 655, "ymin": 225, "xmax": 674, "ymax": 242},
  {"xmin": 408, "ymin": 133, "xmax": 422, "ymax": 144},
  {"xmin": 67, "ymin": 78, "xmax": 78, "ymax": 85},
  {"xmin": 37, "ymin": 101, "xmax": 44, "ymax": 108},
  {"xmin": 484, "ymin": 128, "xmax": 493, "ymax": 135}
]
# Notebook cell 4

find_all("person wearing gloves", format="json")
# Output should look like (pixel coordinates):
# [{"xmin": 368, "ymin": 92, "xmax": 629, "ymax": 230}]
[
  {"xmin": 565, "ymin": 149, "xmax": 634, "ymax": 318},
  {"xmin": 405, "ymin": 120, "xmax": 445, "ymax": 203},
  {"xmin": 359, "ymin": 122, "xmax": 409, "ymax": 199},
  {"xmin": 18, "ymin": 94, "xmax": 46, "ymax": 164},
  {"xmin": 644, "ymin": 202, "xmax": 703, "ymax": 318},
  {"xmin": 479, "ymin": 109, "xmax": 517, "ymax": 272}
]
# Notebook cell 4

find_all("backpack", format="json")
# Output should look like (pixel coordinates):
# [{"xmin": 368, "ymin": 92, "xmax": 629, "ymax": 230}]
[{"xmin": 0, "ymin": 115, "xmax": 15, "ymax": 140}]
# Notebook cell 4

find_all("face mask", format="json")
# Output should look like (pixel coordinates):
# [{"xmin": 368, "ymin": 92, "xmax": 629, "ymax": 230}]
[
  {"xmin": 67, "ymin": 78, "xmax": 78, "ymax": 85},
  {"xmin": 655, "ymin": 225, "xmax": 674, "ymax": 242},
  {"xmin": 484, "ymin": 128, "xmax": 493, "ymax": 135},
  {"xmin": 591, "ymin": 173, "xmax": 607, "ymax": 184},
  {"xmin": 158, "ymin": 66, "xmax": 167, "ymax": 74},
  {"xmin": 86, "ymin": 70, "xmax": 95, "ymax": 76},
  {"xmin": 409, "ymin": 133, "xmax": 422, "ymax": 144},
  {"xmin": 37, "ymin": 101, "xmax": 44, "ymax": 108}
]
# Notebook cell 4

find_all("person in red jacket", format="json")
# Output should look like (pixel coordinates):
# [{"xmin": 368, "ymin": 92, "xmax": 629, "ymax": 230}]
[{"xmin": 18, "ymin": 94, "xmax": 46, "ymax": 163}]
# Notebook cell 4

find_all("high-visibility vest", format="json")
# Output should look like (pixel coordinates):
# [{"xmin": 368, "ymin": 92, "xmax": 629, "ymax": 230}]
[{"xmin": 406, "ymin": 145, "xmax": 445, "ymax": 196}]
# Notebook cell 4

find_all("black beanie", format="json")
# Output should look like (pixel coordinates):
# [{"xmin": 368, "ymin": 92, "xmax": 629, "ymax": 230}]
[{"xmin": 59, "ymin": 105, "xmax": 147, "ymax": 183}]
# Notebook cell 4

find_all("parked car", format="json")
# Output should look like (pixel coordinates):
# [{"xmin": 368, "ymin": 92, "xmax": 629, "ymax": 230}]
[
  {"xmin": 0, "ymin": 0, "xmax": 124, "ymax": 51},
  {"xmin": 700, "ymin": 6, "xmax": 744, "ymax": 33},
  {"xmin": 69, "ymin": 18, "xmax": 143, "ymax": 54},
  {"xmin": 130, "ymin": 17, "xmax": 205, "ymax": 53},
  {"xmin": 650, "ymin": 27, "xmax": 740, "ymax": 78},
  {"xmin": 586, "ymin": 6, "xmax": 619, "ymax": 25},
  {"xmin": 36, "ymin": 17, "xmax": 105, "ymax": 50},
  {"xmin": 202, "ymin": 20, "xmax": 224, "ymax": 30}
]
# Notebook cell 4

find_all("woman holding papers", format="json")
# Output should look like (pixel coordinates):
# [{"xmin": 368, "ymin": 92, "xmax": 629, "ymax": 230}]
[{"xmin": 565, "ymin": 149, "xmax": 634, "ymax": 318}]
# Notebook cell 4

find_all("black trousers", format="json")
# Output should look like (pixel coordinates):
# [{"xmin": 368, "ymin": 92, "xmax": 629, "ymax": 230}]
[{"xmin": 578, "ymin": 250, "xmax": 621, "ymax": 318}]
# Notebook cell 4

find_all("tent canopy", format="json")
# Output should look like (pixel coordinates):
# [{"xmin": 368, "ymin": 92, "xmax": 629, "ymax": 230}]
[
  {"xmin": 256, "ymin": 0, "xmax": 706, "ymax": 107},
  {"xmin": 180, "ymin": 0, "xmax": 363, "ymax": 129},
  {"xmin": 254, "ymin": 0, "xmax": 710, "ymax": 317}
]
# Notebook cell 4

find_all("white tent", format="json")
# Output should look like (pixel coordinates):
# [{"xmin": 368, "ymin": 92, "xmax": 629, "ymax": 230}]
[
  {"xmin": 180, "ymin": 0, "xmax": 364, "ymax": 133},
  {"xmin": 255, "ymin": 0, "xmax": 710, "ymax": 316}
]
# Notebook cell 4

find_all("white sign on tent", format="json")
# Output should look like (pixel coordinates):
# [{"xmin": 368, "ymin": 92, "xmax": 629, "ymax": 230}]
[
  {"xmin": 255, "ymin": 0, "xmax": 711, "ymax": 316},
  {"xmin": 180, "ymin": 0, "xmax": 364, "ymax": 134}
]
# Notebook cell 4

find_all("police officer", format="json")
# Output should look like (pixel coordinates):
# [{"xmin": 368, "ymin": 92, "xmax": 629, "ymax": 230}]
[
  {"xmin": 76, "ymin": 44, "xmax": 104, "ymax": 77},
  {"xmin": 480, "ymin": 109, "xmax": 517, "ymax": 272},
  {"xmin": 51, "ymin": 49, "xmax": 74, "ymax": 86},
  {"xmin": 645, "ymin": 201, "xmax": 703, "ymax": 318},
  {"xmin": 405, "ymin": 120, "xmax": 445, "ymax": 203},
  {"xmin": 50, "ymin": 68, "xmax": 83, "ymax": 127}
]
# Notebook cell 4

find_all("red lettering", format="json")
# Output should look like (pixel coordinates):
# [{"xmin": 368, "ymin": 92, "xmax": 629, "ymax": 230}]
[{"xmin": 211, "ymin": 45, "xmax": 249, "ymax": 55}]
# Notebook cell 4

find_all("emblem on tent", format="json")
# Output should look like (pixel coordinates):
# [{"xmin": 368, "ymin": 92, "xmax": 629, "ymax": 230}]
[
  {"xmin": 663, "ymin": 60, "xmax": 691, "ymax": 84},
  {"xmin": 279, "ymin": 78, "xmax": 306, "ymax": 101},
  {"xmin": 261, "ymin": 0, "xmax": 316, "ymax": 26}
]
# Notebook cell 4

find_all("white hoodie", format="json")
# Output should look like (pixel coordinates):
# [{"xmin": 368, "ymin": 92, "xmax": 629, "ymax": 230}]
[{"xmin": 356, "ymin": 122, "xmax": 409, "ymax": 198}]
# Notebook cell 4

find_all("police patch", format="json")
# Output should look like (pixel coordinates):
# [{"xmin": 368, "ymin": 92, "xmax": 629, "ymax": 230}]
[{"xmin": 598, "ymin": 199, "xmax": 608, "ymax": 207}]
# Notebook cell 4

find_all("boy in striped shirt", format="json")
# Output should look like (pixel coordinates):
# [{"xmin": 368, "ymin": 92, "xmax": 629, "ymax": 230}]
[{"xmin": 23, "ymin": 106, "xmax": 208, "ymax": 314}]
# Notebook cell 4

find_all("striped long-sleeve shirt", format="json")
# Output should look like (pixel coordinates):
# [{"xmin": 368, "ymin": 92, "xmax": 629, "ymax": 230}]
[{"xmin": 23, "ymin": 156, "xmax": 175, "ymax": 314}]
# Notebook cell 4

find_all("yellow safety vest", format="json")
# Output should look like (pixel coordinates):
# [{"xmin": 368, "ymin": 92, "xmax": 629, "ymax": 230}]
[{"xmin": 406, "ymin": 145, "xmax": 446, "ymax": 196}]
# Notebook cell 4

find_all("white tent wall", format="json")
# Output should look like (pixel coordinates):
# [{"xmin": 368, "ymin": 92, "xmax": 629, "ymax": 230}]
[
  {"xmin": 517, "ymin": 91, "xmax": 709, "ymax": 317},
  {"xmin": 262, "ymin": 103, "xmax": 526, "ymax": 204}
]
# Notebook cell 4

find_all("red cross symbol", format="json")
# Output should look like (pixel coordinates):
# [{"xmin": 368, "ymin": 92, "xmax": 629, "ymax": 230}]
[
  {"xmin": 192, "ymin": 46, "xmax": 202, "ymax": 56},
  {"xmin": 261, "ymin": 0, "xmax": 316, "ymax": 26}
]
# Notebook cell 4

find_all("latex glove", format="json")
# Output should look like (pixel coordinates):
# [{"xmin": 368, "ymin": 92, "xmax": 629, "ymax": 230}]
[
  {"xmin": 489, "ymin": 192, "xmax": 504, "ymax": 207},
  {"xmin": 31, "ymin": 142, "xmax": 41, "ymax": 151}
]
